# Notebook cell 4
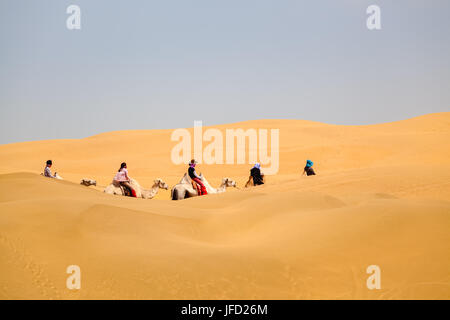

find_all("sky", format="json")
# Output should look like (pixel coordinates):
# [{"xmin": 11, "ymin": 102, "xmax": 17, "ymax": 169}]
[{"xmin": 1, "ymin": 0, "xmax": 449, "ymax": 144}]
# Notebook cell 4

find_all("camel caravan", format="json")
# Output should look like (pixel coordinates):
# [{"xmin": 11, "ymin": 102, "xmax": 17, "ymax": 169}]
[
  {"xmin": 41, "ymin": 159, "xmax": 259, "ymax": 200},
  {"xmin": 41, "ymin": 158, "xmax": 316, "ymax": 200}
]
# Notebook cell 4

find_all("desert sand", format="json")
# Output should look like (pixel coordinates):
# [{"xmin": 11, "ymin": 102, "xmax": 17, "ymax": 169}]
[{"xmin": 0, "ymin": 112, "xmax": 449, "ymax": 299}]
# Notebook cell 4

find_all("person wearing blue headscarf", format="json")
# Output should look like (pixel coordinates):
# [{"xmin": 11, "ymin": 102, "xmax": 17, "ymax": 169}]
[
  {"xmin": 303, "ymin": 160, "xmax": 316, "ymax": 176},
  {"xmin": 246, "ymin": 163, "xmax": 265, "ymax": 187}
]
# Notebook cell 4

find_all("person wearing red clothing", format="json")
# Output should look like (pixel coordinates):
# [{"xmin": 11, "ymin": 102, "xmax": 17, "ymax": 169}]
[
  {"xmin": 188, "ymin": 159, "xmax": 207, "ymax": 196},
  {"xmin": 113, "ymin": 162, "xmax": 137, "ymax": 197}
]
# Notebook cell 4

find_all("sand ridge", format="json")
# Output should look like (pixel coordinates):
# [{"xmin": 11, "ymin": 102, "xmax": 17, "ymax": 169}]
[{"xmin": 0, "ymin": 112, "xmax": 449, "ymax": 299}]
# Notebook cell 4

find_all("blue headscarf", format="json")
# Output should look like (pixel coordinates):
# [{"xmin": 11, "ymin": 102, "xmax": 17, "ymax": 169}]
[
  {"xmin": 306, "ymin": 160, "xmax": 313, "ymax": 167},
  {"xmin": 253, "ymin": 163, "xmax": 261, "ymax": 169}
]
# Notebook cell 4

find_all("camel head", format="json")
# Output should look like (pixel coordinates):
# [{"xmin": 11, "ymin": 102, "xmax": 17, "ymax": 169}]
[
  {"xmin": 154, "ymin": 178, "xmax": 169, "ymax": 190},
  {"xmin": 222, "ymin": 177, "xmax": 237, "ymax": 188}
]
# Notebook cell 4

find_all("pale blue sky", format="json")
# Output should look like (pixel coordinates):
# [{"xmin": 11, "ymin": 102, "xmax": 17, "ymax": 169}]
[{"xmin": 1, "ymin": 0, "xmax": 449, "ymax": 144}]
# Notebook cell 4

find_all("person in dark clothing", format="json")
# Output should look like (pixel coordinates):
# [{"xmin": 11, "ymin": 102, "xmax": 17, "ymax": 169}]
[
  {"xmin": 246, "ymin": 163, "xmax": 264, "ymax": 187},
  {"xmin": 188, "ymin": 159, "xmax": 207, "ymax": 195},
  {"xmin": 303, "ymin": 159, "xmax": 316, "ymax": 176}
]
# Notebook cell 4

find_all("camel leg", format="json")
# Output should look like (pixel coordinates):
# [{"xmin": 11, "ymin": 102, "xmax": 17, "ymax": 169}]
[{"xmin": 172, "ymin": 188, "xmax": 178, "ymax": 200}]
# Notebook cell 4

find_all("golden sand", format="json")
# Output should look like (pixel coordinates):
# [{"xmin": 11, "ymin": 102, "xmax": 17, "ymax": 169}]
[{"xmin": 0, "ymin": 112, "xmax": 449, "ymax": 299}]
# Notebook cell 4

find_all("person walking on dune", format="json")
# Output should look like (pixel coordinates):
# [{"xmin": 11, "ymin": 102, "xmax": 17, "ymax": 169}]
[
  {"xmin": 188, "ymin": 159, "xmax": 207, "ymax": 196},
  {"xmin": 43, "ymin": 160, "xmax": 58, "ymax": 178},
  {"xmin": 113, "ymin": 162, "xmax": 137, "ymax": 197},
  {"xmin": 303, "ymin": 159, "xmax": 316, "ymax": 176}
]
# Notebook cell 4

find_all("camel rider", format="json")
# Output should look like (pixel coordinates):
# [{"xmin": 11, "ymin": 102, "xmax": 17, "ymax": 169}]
[
  {"xmin": 250, "ymin": 163, "xmax": 264, "ymax": 186},
  {"xmin": 44, "ymin": 160, "xmax": 58, "ymax": 178},
  {"xmin": 113, "ymin": 162, "xmax": 137, "ymax": 197},
  {"xmin": 188, "ymin": 159, "xmax": 207, "ymax": 196},
  {"xmin": 303, "ymin": 159, "xmax": 316, "ymax": 176}
]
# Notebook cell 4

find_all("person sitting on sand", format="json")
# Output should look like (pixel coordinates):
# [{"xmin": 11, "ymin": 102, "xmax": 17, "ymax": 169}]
[
  {"xmin": 303, "ymin": 160, "xmax": 316, "ymax": 176},
  {"xmin": 43, "ymin": 160, "xmax": 58, "ymax": 178},
  {"xmin": 188, "ymin": 159, "xmax": 207, "ymax": 196},
  {"xmin": 113, "ymin": 162, "xmax": 137, "ymax": 197},
  {"xmin": 246, "ymin": 163, "xmax": 264, "ymax": 187}
]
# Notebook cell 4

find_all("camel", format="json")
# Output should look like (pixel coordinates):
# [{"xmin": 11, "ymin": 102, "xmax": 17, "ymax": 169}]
[
  {"xmin": 80, "ymin": 178, "xmax": 97, "ymax": 187},
  {"xmin": 171, "ymin": 173, "xmax": 237, "ymax": 200},
  {"xmin": 104, "ymin": 178, "xmax": 169, "ymax": 199}
]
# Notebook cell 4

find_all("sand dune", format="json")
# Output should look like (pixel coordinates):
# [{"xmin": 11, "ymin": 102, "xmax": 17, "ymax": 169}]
[{"xmin": 0, "ymin": 113, "xmax": 449, "ymax": 299}]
